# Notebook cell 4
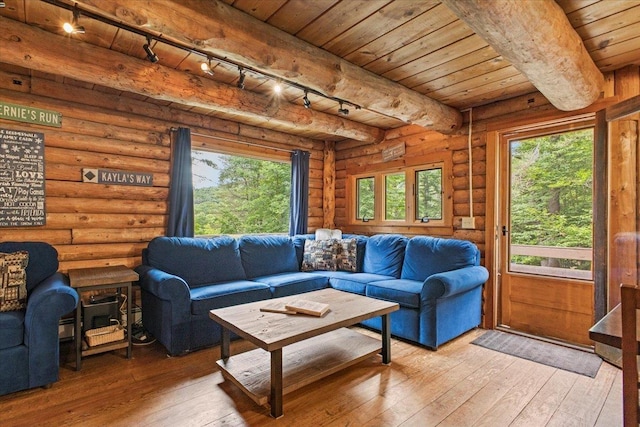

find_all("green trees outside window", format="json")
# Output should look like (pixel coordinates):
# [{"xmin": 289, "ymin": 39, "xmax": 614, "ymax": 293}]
[
  {"xmin": 356, "ymin": 177, "xmax": 375, "ymax": 220},
  {"xmin": 509, "ymin": 128, "xmax": 593, "ymax": 272},
  {"xmin": 192, "ymin": 150, "xmax": 290, "ymax": 236},
  {"xmin": 416, "ymin": 168, "xmax": 443, "ymax": 221},
  {"xmin": 385, "ymin": 173, "xmax": 405, "ymax": 220}
]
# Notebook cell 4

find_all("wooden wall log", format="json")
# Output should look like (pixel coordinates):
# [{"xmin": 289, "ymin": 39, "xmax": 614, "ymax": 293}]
[
  {"xmin": 47, "ymin": 198, "xmax": 167, "ymax": 214},
  {"xmin": 46, "ymin": 182, "xmax": 169, "ymax": 201},
  {"xmin": 45, "ymin": 213, "xmax": 166, "ymax": 229},
  {"xmin": 59, "ymin": 257, "xmax": 141, "ymax": 272},
  {"xmin": 72, "ymin": 228, "xmax": 166, "ymax": 244},
  {"xmin": 0, "ymin": 229, "xmax": 72, "ymax": 244},
  {"xmin": 45, "ymin": 147, "xmax": 169, "ymax": 174},
  {"xmin": 54, "ymin": 243, "xmax": 149, "ymax": 261}
]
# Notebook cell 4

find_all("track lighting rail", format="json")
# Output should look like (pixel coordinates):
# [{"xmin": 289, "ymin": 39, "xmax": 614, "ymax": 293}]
[{"xmin": 41, "ymin": 0, "xmax": 362, "ymax": 113}]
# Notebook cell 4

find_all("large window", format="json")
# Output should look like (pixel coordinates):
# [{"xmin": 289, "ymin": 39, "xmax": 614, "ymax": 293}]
[
  {"xmin": 192, "ymin": 150, "xmax": 291, "ymax": 236},
  {"xmin": 350, "ymin": 158, "xmax": 452, "ymax": 228}
]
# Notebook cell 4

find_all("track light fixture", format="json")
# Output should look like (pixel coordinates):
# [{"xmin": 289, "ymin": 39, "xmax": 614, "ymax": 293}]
[
  {"xmin": 143, "ymin": 36, "xmax": 159, "ymax": 63},
  {"xmin": 338, "ymin": 101, "xmax": 349, "ymax": 116},
  {"xmin": 303, "ymin": 91, "xmax": 311, "ymax": 109},
  {"xmin": 200, "ymin": 58, "xmax": 214, "ymax": 76},
  {"xmin": 237, "ymin": 67, "xmax": 246, "ymax": 89},
  {"xmin": 63, "ymin": 6, "xmax": 85, "ymax": 34}
]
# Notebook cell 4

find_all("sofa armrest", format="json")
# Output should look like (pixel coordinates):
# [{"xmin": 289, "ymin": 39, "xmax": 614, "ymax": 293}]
[
  {"xmin": 421, "ymin": 266, "xmax": 489, "ymax": 300},
  {"xmin": 135, "ymin": 265, "xmax": 190, "ymax": 303}
]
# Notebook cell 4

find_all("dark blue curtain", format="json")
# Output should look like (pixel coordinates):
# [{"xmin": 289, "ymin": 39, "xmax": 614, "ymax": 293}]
[
  {"xmin": 167, "ymin": 127, "xmax": 194, "ymax": 237},
  {"xmin": 289, "ymin": 149, "xmax": 310, "ymax": 236}
]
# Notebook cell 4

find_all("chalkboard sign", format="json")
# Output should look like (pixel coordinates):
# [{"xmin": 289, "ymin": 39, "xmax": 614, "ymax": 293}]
[{"xmin": 0, "ymin": 128, "xmax": 46, "ymax": 227}]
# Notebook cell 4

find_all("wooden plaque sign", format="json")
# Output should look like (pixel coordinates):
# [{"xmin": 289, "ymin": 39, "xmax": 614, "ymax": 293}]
[
  {"xmin": 82, "ymin": 168, "xmax": 153, "ymax": 187},
  {"xmin": 0, "ymin": 128, "xmax": 46, "ymax": 227},
  {"xmin": 381, "ymin": 142, "xmax": 406, "ymax": 162}
]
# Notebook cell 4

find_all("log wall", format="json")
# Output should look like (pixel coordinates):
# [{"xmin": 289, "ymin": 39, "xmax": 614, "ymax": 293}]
[{"xmin": 0, "ymin": 67, "xmax": 324, "ymax": 271}]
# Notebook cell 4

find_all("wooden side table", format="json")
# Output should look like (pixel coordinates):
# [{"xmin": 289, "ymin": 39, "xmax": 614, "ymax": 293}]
[{"xmin": 68, "ymin": 265, "xmax": 138, "ymax": 370}]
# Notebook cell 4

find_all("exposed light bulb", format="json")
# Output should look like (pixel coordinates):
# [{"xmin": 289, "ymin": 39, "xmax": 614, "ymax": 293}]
[
  {"xmin": 200, "ymin": 59, "xmax": 214, "ymax": 76},
  {"xmin": 63, "ymin": 8, "xmax": 85, "ymax": 34},
  {"xmin": 273, "ymin": 82, "xmax": 282, "ymax": 94}
]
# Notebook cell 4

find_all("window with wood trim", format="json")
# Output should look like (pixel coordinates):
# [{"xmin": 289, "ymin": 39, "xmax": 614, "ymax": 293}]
[
  {"xmin": 349, "ymin": 158, "xmax": 452, "ymax": 228},
  {"xmin": 191, "ymin": 149, "xmax": 291, "ymax": 236}
]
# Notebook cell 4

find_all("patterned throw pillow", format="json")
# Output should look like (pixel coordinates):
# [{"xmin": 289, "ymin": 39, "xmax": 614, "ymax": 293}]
[
  {"xmin": 0, "ymin": 251, "xmax": 29, "ymax": 312},
  {"xmin": 335, "ymin": 238, "xmax": 357, "ymax": 272},
  {"xmin": 301, "ymin": 239, "xmax": 337, "ymax": 271}
]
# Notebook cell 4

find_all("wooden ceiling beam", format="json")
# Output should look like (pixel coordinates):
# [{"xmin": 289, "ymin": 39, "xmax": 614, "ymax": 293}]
[
  {"xmin": 0, "ymin": 16, "xmax": 384, "ymax": 143},
  {"xmin": 442, "ymin": 0, "xmax": 604, "ymax": 111},
  {"xmin": 73, "ymin": 0, "xmax": 463, "ymax": 134}
]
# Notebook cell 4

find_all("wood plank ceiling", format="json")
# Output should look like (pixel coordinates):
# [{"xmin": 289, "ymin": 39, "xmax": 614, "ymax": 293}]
[{"xmin": 1, "ymin": 0, "xmax": 639, "ymax": 140}]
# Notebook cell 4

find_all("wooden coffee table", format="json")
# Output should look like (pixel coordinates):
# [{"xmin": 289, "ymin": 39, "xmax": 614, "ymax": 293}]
[{"xmin": 209, "ymin": 288, "xmax": 399, "ymax": 418}]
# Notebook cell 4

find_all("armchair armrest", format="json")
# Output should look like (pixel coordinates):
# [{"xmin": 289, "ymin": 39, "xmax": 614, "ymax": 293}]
[
  {"xmin": 135, "ymin": 265, "xmax": 190, "ymax": 307},
  {"xmin": 421, "ymin": 266, "xmax": 489, "ymax": 300},
  {"xmin": 25, "ymin": 272, "xmax": 78, "ymax": 330},
  {"xmin": 24, "ymin": 272, "xmax": 78, "ymax": 388}
]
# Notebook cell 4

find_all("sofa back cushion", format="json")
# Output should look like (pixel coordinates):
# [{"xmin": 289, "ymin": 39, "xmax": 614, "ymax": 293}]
[
  {"xmin": 401, "ymin": 236, "xmax": 480, "ymax": 281},
  {"xmin": 363, "ymin": 234, "xmax": 408, "ymax": 278},
  {"xmin": 146, "ymin": 236, "xmax": 246, "ymax": 286},
  {"xmin": 0, "ymin": 242, "xmax": 58, "ymax": 293},
  {"xmin": 292, "ymin": 234, "xmax": 315, "ymax": 268},
  {"xmin": 239, "ymin": 235, "xmax": 299, "ymax": 278}
]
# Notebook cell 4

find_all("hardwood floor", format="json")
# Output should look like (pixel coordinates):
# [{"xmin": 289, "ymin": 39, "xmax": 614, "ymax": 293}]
[{"xmin": 0, "ymin": 328, "xmax": 622, "ymax": 426}]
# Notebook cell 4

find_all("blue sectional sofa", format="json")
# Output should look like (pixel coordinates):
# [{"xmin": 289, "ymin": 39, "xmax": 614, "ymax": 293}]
[{"xmin": 136, "ymin": 234, "xmax": 488, "ymax": 356}]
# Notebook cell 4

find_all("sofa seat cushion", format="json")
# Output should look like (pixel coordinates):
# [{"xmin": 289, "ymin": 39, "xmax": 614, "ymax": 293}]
[
  {"xmin": 190, "ymin": 280, "xmax": 271, "ymax": 315},
  {"xmin": 0, "ymin": 310, "xmax": 24, "ymax": 350},
  {"xmin": 366, "ymin": 279, "xmax": 423, "ymax": 309},
  {"xmin": 254, "ymin": 272, "xmax": 329, "ymax": 298},
  {"xmin": 363, "ymin": 234, "xmax": 408, "ymax": 277},
  {"xmin": 147, "ymin": 236, "xmax": 246, "ymax": 287},
  {"xmin": 239, "ymin": 235, "xmax": 299, "ymax": 278},
  {"xmin": 328, "ymin": 272, "xmax": 395, "ymax": 295}
]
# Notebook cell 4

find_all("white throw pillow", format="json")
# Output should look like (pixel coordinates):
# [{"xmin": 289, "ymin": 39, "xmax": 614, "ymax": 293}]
[{"xmin": 315, "ymin": 228, "xmax": 342, "ymax": 240}]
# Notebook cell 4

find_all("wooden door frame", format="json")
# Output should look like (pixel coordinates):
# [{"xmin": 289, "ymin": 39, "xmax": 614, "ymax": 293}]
[{"xmin": 483, "ymin": 101, "xmax": 622, "ymax": 330}]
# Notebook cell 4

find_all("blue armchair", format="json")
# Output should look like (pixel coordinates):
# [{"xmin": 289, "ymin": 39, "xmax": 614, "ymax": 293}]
[{"xmin": 0, "ymin": 242, "xmax": 78, "ymax": 396}]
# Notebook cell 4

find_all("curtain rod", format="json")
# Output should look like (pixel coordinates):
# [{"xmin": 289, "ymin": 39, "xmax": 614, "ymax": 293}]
[{"xmin": 172, "ymin": 128, "xmax": 295, "ymax": 154}]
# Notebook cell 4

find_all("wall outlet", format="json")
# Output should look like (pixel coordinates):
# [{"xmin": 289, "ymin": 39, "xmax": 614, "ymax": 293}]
[{"xmin": 461, "ymin": 217, "xmax": 476, "ymax": 229}]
